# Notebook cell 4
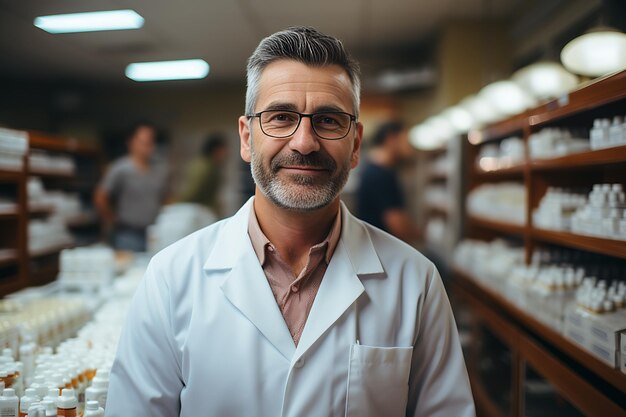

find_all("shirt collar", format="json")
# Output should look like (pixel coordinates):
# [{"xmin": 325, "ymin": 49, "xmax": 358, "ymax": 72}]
[{"xmin": 247, "ymin": 204, "xmax": 342, "ymax": 265}]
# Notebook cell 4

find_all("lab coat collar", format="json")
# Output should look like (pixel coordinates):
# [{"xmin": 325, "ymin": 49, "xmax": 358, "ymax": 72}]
[
  {"xmin": 203, "ymin": 197, "xmax": 384, "ymax": 276},
  {"xmin": 204, "ymin": 197, "xmax": 385, "ymax": 362}
]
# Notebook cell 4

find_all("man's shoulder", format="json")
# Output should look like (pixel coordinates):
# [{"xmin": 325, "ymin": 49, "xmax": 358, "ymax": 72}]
[{"xmin": 107, "ymin": 156, "xmax": 133, "ymax": 174}]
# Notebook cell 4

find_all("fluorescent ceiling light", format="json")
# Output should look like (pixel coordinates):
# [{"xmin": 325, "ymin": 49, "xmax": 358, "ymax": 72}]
[
  {"xmin": 126, "ymin": 59, "xmax": 210, "ymax": 82},
  {"xmin": 34, "ymin": 10, "xmax": 144, "ymax": 34},
  {"xmin": 513, "ymin": 62, "xmax": 578, "ymax": 100},
  {"xmin": 561, "ymin": 29, "xmax": 626, "ymax": 77}
]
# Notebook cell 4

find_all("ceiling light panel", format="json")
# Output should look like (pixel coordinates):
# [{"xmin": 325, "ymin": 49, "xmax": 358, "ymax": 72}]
[
  {"xmin": 34, "ymin": 10, "xmax": 144, "ymax": 34},
  {"xmin": 125, "ymin": 59, "xmax": 210, "ymax": 82}
]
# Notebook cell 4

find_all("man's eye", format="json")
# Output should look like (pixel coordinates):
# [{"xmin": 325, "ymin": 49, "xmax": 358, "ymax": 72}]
[{"xmin": 269, "ymin": 112, "xmax": 297, "ymax": 122}]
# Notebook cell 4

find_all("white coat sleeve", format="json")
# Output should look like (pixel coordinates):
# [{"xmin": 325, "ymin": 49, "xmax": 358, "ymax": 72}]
[
  {"xmin": 105, "ymin": 261, "xmax": 183, "ymax": 417},
  {"xmin": 406, "ymin": 267, "xmax": 476, "ymax": 417}
]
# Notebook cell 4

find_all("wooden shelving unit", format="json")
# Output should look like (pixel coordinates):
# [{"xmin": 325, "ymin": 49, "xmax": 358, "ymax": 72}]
[
  {"xmin": 468, "ymin": 215, "xmax": 526, "ymax": 237},
  {"xmin": 0, "ymin": 130, "xmax": 103, "ymax": 297},
  {"xmin": 457, "ymin": 70, "xmax": 626, "ymax": 416}
]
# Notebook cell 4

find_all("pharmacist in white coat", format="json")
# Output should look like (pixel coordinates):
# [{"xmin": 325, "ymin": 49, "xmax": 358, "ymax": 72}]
[{"xmin": 106, "ymin": 26, "xmax": 475, "ymax": 417}]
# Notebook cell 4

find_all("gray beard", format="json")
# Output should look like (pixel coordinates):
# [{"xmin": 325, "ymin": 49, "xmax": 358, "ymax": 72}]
[{"xmin": 250, "ymin": 139, "xmax": 351, "ymax": 212}]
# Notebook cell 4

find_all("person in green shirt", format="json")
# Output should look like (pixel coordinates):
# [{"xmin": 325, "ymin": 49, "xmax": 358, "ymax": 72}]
[{"xmin": 179, "ymin": 132, "xmax": 229, "ymax": 216}]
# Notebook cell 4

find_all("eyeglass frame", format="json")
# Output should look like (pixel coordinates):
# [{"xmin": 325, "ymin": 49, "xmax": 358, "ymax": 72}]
[{"xmin": 246, "ymin": 110, "xmax": 357, "ymax": 140}]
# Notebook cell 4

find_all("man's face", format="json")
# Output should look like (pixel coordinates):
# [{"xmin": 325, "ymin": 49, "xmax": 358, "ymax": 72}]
[
  {"xmin": 239, "ymin": 60, "xmax": 363, "ymax": 211},
  {"xmin": 129, "ymin": 126, "xmax": 156, "ymax": 161}
]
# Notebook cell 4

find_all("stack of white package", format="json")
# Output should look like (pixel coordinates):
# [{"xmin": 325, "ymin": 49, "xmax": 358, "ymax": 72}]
[
  {"xmin": 533, "ymin": 188, "xmax": 587, "ymax": 231},
  {"xmin": 571, "ymin": 184, "xmax": 626, "ymax": 240},
  {"xmin": 59, "ymin": 247, "xmax": 115, "ymax": 290},
  {"xmin": 0, "ymin": 128, "xmax": 28, "ymax": 171}
]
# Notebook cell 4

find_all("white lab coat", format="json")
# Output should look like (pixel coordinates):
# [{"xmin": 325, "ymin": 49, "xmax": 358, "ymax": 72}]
[{"xmin": 106, "ymin": 198, "xmax": 475, "ymax": 417}]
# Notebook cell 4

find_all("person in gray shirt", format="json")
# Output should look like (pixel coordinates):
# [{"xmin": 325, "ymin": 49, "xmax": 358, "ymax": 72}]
[{"xmin": 94, "ymin": 123, "xmax": 168, "ymax": 251}]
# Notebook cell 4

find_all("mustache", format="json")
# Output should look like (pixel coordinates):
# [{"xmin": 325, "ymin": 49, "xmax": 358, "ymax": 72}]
[{"xmin": 271, "ymin": 151, "xmax": 336, "ymax": 173}]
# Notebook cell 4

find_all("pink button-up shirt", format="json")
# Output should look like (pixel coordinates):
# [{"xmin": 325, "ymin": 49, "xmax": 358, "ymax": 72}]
[{"xmin": 248, "ymin": 207, "xmax": 342, "ymax": 346}]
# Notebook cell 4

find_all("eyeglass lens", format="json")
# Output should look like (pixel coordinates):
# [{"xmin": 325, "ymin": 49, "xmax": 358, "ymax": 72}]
[{"xmin": 260, "ymin": 111, "xmax": 352, "ymax": 139}]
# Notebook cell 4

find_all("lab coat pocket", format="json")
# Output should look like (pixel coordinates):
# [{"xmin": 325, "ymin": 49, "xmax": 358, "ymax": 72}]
[{"xmin": 345, "ymin": 344, "xmax": 413, "ymax": 417}]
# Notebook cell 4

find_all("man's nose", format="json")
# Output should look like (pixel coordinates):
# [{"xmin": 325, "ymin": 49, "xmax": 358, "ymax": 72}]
[{"xmin": 288, "ymin": 117, "xmax": 321, "ymax": 155}]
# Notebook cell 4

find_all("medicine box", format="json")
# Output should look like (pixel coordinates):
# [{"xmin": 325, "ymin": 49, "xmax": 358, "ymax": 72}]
[{"xmin": 563, "ymin": 307, "xmax": 626, "ymax": 367}]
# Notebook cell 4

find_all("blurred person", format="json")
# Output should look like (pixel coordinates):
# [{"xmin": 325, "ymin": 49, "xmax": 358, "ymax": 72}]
[
  {"xmin": 357, "ymin": 121, "xmax": 421, "ymax": 242},
  {"xmin": 178, "ymin": 132, "xmax": 229, "ymax": 216},
  {"xmin": 107, "ymin": 27, "xmax": 474, "ymax": 417},
  {"xmin": 94, "ymin": 123, "xmax": 168, "ymax": 252}
]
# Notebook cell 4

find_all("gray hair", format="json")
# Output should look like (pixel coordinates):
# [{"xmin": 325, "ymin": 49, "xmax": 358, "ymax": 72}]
[{"xmin": 245, "ymin": 26, "xmax": 361, "ymax": 118}]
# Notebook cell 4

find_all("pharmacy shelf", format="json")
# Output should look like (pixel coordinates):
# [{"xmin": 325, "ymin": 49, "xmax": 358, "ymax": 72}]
[
  {"xmin": 468, "ymin": 215, "xmax": 526, "ymax": 236},
  {"xmin": 472, "ymin": 112, "xmax": 527, "ymax": 144},
  {"xmin": 474, "ymin": 164, "xmax": 525, "ymax": 179},
  {"xmin": 0, "ymin": 170, "xmax": 21, "ymax": 182},
  {"xmin": 28, "ymin": 169, "xmax": 74, "ymax": 179},
  {"xmin": 454, "ymin": 267, "xmax": 626, "ymax": 399},
  {"xmin": 0, "ymin": 210, "xmax": 18, "ymax": 219},
  {"xmin": 531, "ymin": 228, "xmax": 626, "ymax": 261},
  {"xmin": 528, "ymin": 71, "xmax": 626, "ymax": 128},
  {"xmin": 0, "ymin": 251, "xmax": 18, "ymax": 268},
  {"xmin": 530, "ymin": 145, "xmax": 626, "ymax": 171}
]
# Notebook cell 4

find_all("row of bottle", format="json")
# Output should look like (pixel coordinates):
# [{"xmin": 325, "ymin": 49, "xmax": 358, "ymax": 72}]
[
  {"xmin": 0, "ymin": 298, "xmax": 90, "ymax": 358},
  {"xmin": 0, "ymin": 387, "xmax": 104, "ymax": 417},
  {"xmin": 590, "ymin": 116, "xmax": 626, "ymax": 150}
]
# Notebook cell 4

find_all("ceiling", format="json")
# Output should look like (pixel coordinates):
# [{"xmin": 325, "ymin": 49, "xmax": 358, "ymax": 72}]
[{"xmin": 0, "ymin": 0, "xmax": 522, "ymax": 87}]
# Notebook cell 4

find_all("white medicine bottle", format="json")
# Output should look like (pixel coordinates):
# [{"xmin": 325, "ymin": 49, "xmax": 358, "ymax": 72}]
[
  {"xmin": 0, "ymin": 388, "xmax": 19, "ymax": 417},
  {"xmin": 20, "ymin": 388, "xmax": 39, "ymax": 417},
  {"xmin": 56, "ymin": 388, "xmax": 76, "ymax": 417},
  {"xmin": 83, "ymin": 401, "xmax": 104, "ymax": 417}
]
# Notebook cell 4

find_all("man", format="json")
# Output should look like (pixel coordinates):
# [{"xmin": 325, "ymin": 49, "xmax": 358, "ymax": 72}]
[
  {"xmin": 94, "ymin": 123, "xmax": 168, "ymax": 251},
  {"xmin": 357, "ymin": 121, "xmax": 421, "ymax": 242},
  {"xmin": 178, "ymin": 132, "xmax": 229, "ymax": 217},
  {"xmin": 106, "ymin": 27, "xmax": 474, "ymax": 417}
]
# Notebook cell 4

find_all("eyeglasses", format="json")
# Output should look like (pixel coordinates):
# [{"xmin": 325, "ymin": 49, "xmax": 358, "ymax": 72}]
[{"xmin": 247, "ymin": 110, "xmax": 356, "ymax": 140}]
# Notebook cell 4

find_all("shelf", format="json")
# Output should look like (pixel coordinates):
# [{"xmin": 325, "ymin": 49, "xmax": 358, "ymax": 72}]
[
  {"xmin": 28, "ymin": 169, "xmax": 74, "ymax": 179},
  {"xmin": 528, "ymin": 71, "xmax": 626, "ymax": 128},
  {"xmin": 470, "ymin": 112, "xmax": 527, "ymax": 144},
  {"xmin": 0, "ymin": 170, "xmax": 21, "ymax": 182},
  {"xmin": 531, "ymin": 228, "xmax": 626, "ymax": 260},
  {"xmin": 28, "ymin": 204, "xmax": 55, "ymax": 216},
  {"xmin": 0, "ymin": 250, "xmax": 18, "ymax": 268},
  {"xmin": 0, "ymin": 209, "xmax": 18, "ymax": 219},
  {"xmin": 474, "ymin": 164, "xmax": 525, "ymax": 179},
  {"xmin": 468, "ymin": 215, "xmax": 526, "ymax": 236},
  {"xmin": 530, "ymin": 145, "xmax": 626, "ymax": 171},
  {"xmin": 454, "ymin": 267, "xmax": 626, "ymax": 397},
  {"xmin": 28, "ymin": 131, "xmax": 101, "ymax": 156}
]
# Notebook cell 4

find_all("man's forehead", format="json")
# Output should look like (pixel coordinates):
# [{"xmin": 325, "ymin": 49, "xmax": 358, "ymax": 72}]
[{"xmin": 256, "ymin": 60, "xmax": 353, "ymax": 108}]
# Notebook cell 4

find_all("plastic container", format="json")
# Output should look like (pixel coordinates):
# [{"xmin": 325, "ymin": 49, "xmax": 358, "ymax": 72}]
[
  {"xmin": 56, "ymin": 388, "xmax": 76, "ymax": 417},
  {"xmin": 0, "ymin": 388, "xmax": 19, "ymax": 417},
  {"xmin": 19, "ymin": 388, "xmax": 39, "ymax": 417},
  {"xmin": 82, "ymin": 401, "xmax": 103, "ymax": 417}
]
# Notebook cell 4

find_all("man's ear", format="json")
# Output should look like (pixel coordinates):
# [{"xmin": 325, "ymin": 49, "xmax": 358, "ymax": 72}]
[
  {"xmin": 239, "ymin": 116, "xmax": 252, "ymax": 163},
  {"xmin": 351, "ymin": 122, "xmax": 363, "ymax": 169}
]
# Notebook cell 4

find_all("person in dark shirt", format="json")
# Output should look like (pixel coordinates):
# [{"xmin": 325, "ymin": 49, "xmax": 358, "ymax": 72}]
[{"xmin": 357, "ymin": 121, "xmax": 420, "ymax": 242}]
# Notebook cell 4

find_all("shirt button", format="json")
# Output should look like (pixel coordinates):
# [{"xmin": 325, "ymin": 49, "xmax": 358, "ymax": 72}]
[
  {"xmin": 294, "ymin": 358, "xmax": 305, "ymax": 368},
  {"xmin": 291, "ymin": 286, "xmax": 298, "ymax": 293}
]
